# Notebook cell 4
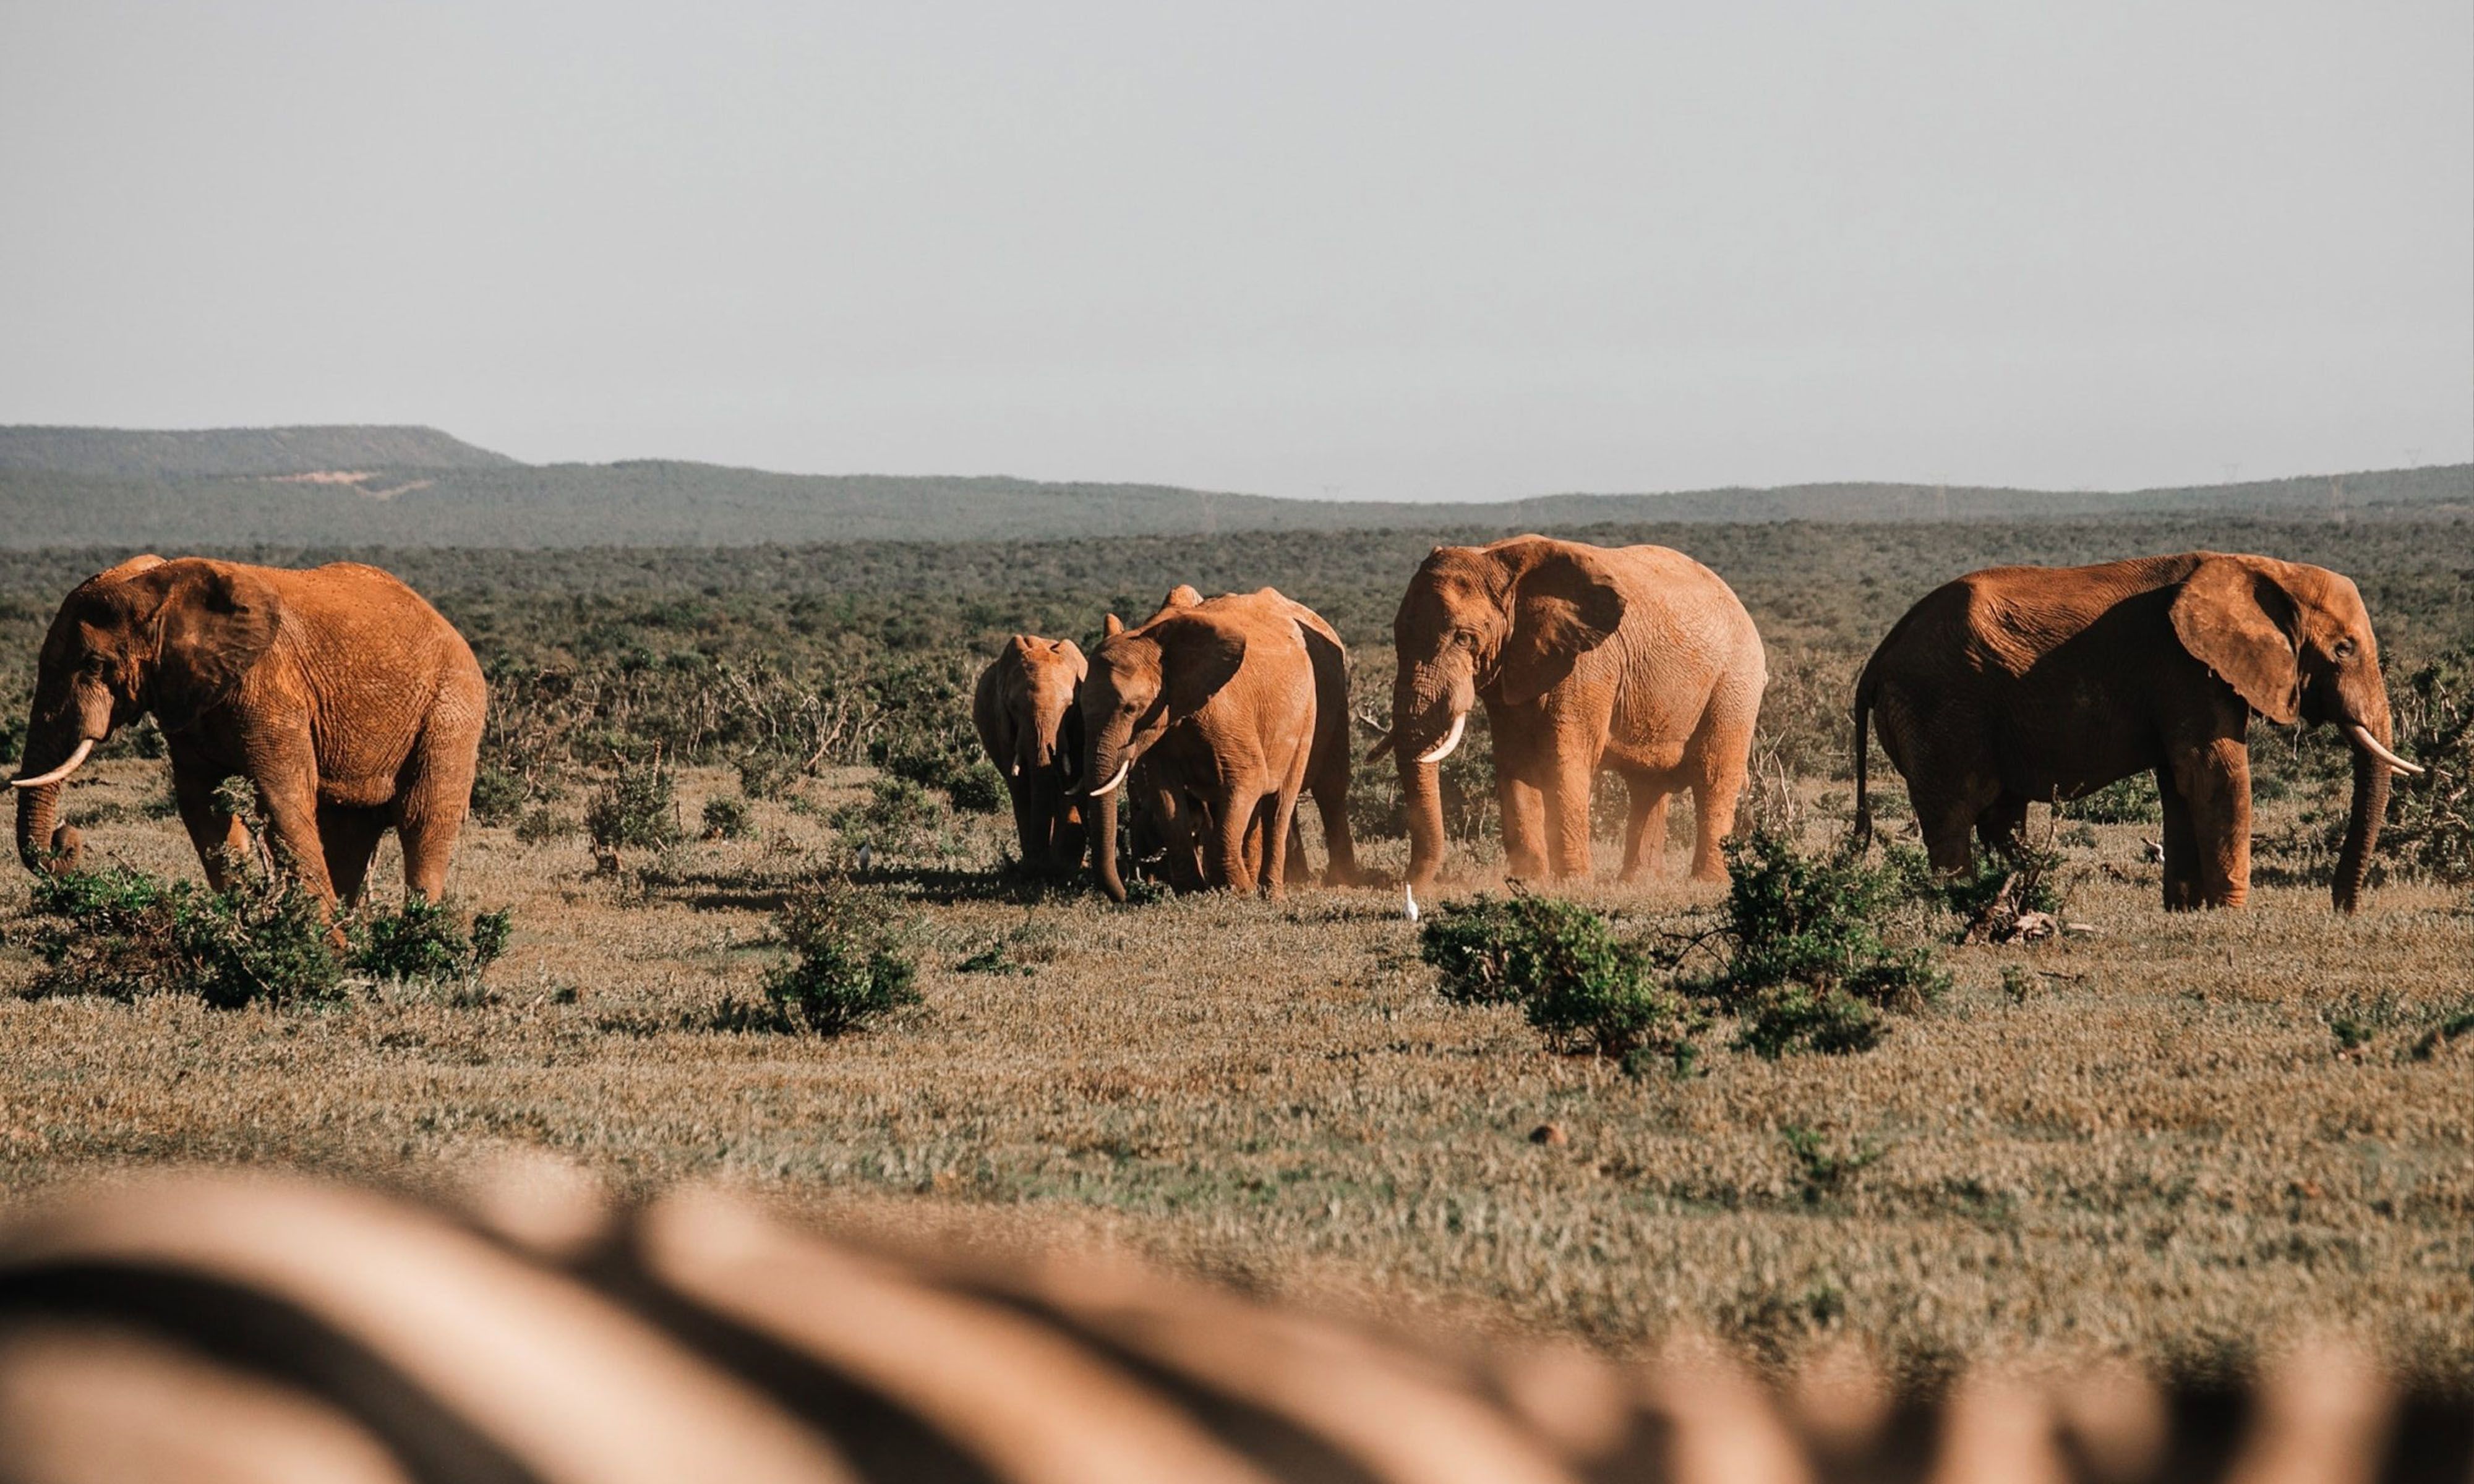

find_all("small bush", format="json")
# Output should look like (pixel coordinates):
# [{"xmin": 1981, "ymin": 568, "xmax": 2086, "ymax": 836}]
[
  {"xmin": 349, "ymin": 900, "xmax": 513, "ymax": 984},
  {"xmin": 738, "ymin": 751, "xmax": 803, "ymax": 801},
  {"xmin": 468, "ymin": 764, "xmax": 531, "ymax": 826},
  {"xmin": 1687, "ymin": 832, "xmax": 1948, "ymax": 1057},
  {"xmin": 515, "ymin": 806, "xmax": 573, "ymax": 843},
  {"xmin": 751, "ymin": 882, "xmax": 922, "ymax": 1034},
  {"xmin": 1781, "ymin": 1125, "xmax": 1886, "ymax": 1203},
  {"xmin": 701, "ymin": 795, "xmax": 756, "ymax": 840},
  {"xmin": 586, "ymin": 757, "xmax": 682, "ymax": 854},
  {"xmin": 1421, "ymin": 892, "xmax": 1704, "ymax": 1060},
  {"xmin": 833, "ymin": 775, "xmax": 948, "ymax": 861},
  {"xmin": 878, "ymin": 739, "xmax": 1006, "ymax": 815}
]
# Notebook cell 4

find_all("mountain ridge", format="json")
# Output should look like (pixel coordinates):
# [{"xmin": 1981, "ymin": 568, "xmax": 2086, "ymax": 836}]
[{"xmin": 2, "ymin": 424, "xmax": 2464, "ymax": 547}]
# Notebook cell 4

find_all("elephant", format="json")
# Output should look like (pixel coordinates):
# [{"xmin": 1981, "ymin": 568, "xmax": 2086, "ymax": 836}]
[
  {"xmin": 1081, "ymin": 587, "xmax": 1327, "ymax": 902},
  {"xmin": 1131, "ymin": 584, "xmax": 1359, "ymax": 888},
  {"xmin": 12, "ymin": 555, "xmax": 489, "ymax": 906},
  {"xmin": 971, "ymin": 634, "xmax": 1087, "ymax": 872},
  {"xmin": 1851, "ymin": 551, "xmax": 2423, "ymax": 913},
  {"xmin": 1380, "ymin": 536, "xmax": 1767, "ymax": 887}
]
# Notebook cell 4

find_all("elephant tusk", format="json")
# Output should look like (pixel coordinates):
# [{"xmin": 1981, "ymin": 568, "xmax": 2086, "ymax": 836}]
[
  {"xmin": 11, "ymin": 738, "xmax": 95, "ymax": 789},
  {"xmin": 1413, "ymin": 712, "xmax": 1468, "ymax": 765},
  {"xmin": 1009, "ymin": 760, "xmax": 1021, "ymax": 777},
  {"xmin": 1087, "ymin": 760, "xmax": 1131, "ymax": 798},
  {"xmin": 2348, "ymin": 725, "xmax": 2426, "ymax": 777}
]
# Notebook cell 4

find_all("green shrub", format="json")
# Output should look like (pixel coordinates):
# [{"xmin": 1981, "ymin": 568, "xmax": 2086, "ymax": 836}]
[
  {"xmin": 737, "ymin": 751, "xmax": 803, "ymax": 801},
  {"xmin": 945, "ymin": 759, "xmax": 1008, "ymax": 815},
  {"xmin": 751, "ymin": 882, "xmax": 922, "ymax": 1034},
  {"xmin": 17, "ymin": 864, "xmax": 343, "ymax": 1009},
  {"xmin": 1781, "ymin": 1125, "xmax": 1886, "ymax": 1203},
  {"xmin": 468, "ymin": 764, "xmax": 531, "ymax": 825},
  {"xmin": 878, "ymin": 739, "xmax": 1006, "ymax": 815},
  {"xmin": 701, "ymin": 794, "xmax": 756, "ymax": 840},
  {"xmin": 1688, "ymin": 832, "xmax": 1947, "ymax": 1057},
  {"xmin": 348, "ymin": 899, "xmax": 513, "ymax": 984},
  {"xmin": 586, "ymin": 757, "xmax": 682, "ymax": 853},
  {"xmin": 515, "ymin": 806, "xmax": 573, "ymax": 843},
  {"xmin": 1421, "ymin": 892, "xmax": 1703, "ymax": 1060},
  {"xmin": 833, "ymin": 775, "xmax": 948, "ymax": 860}
]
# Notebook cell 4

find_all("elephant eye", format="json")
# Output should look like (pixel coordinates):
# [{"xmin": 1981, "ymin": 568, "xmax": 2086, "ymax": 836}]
[{"xmin": 2333, "ymin": 638, "xmax": 2358, "ymax": 660}]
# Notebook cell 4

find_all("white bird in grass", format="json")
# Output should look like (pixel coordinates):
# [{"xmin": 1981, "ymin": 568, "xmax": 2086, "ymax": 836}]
[
  {"xmin": 1403, "ymin": 885, "xmax": 1419, "ymax": 924},
  {"xmin": 855, "ymin": 843, "xmax": 873, "ymax": 874}
]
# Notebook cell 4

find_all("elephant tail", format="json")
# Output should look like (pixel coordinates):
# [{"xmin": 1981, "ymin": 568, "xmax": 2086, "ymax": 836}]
[{"xmin": 1850, "ymin": 655, "xmax": 1883, "ymax": 855}]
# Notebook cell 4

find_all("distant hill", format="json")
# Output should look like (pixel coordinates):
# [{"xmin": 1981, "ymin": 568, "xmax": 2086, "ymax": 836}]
[
  {"xmin": 0, "ymin": 424, "xmax": 518, "ymax": 479},
  {"xmin": 0, "ymin": 425, "xmax": 2463, "ymax": 547}
]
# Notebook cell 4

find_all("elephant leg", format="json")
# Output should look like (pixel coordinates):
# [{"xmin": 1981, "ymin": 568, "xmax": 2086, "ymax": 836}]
[
  {"xmin": 1261, "ymin": 791, "xmax": 1301, "ymax": 900},
  {"xmin": 1916, "ymin": 787, "xmax": 1990, "ymax": 880},
  {"xmin": 2156, "ymin": 767, "xmax": 2201, "ymax": 910},
  {"xmin": 1618, "ymin": 776, "xmax": 1670, "ymax": 883},
  {"xmin": 393, "ymin": 704, "xmax": 481, "ymax": 902},
  {"xmin": 171, "ymin": 764, "xmax": 250, "ymax": 889},
  {"xmin": 1311, "ymin": 773, "xmax": 1358, "ymax": 886},
  {"xmin": 1687, "ymin": 761, "xmax": 1745, "ymax": 882},
  {"xmin": 2169, "ymin": 739, "xmax": 2251, "ymax": 908},
  {"xmin": 1007, "ymin": 778, "xmax": 1047, "ymax": 867},
  {"xmin": 1283, "ymin": 816, "xmax": 1311, "ymax": 886},
  {"xmin": 257, "ymin": 775, "xmax": 336, "ymax": 902},
  {"xmin": 1975, "ymin": 793, "xmax": 2031, "ymax": 860},
  {"xmin": 1539, "ymin": 750, "xmax": 1596, "ymax": 881},
  {"xmin": 317, "ymin": 804, "xmax": 390, "ymax": 906},
  {"xmin": 1203, "ymin": 790, "xmax": 1254, "ymax": 892}
]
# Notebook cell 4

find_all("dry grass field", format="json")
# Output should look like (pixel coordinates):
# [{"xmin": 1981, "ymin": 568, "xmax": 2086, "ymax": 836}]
[{"xmin": 5, "ymin": 746, "xmax": 2469, "ymax": 1386}]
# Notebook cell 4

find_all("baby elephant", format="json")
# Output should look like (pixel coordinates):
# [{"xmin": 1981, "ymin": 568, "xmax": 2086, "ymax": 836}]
[{"xmin": 972, "ymin": 634, "xmax": 1087, "ymax": 874}]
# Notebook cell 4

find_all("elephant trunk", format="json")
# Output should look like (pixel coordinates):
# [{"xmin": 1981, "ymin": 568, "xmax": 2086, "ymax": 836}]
[
  {"xmin": 14, "ymin": 709, "xmax": 95, "ymax": 874},
  {"xmin": 1084, "ymin": 716, "xmax": 1134, "ymax": 901},
  {"xmin": 1402, "ymin": 754, "xmax": 1445, "ymax": 889},
  {"xmin": 2331, "ymin": 701, "xmax": 2398, "ymax": 915},
  {"xmin": 1089, "ymin": 786, "xmax": 1126, "ymax": 902},
  {"xmin": 15, "ymin": 777, "xmax": 62, "ymax": 874}
]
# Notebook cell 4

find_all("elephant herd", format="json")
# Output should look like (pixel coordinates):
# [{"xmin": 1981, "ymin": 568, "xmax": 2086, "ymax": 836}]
[{"xmin": 9, "ymin": 542, "xmax": 2426, "ymax": 918}]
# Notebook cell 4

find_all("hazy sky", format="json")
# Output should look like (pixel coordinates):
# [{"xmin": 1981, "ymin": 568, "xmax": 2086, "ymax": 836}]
[{"xmin": 3, "ymin": 2, "xmax": 2467, "ymax": 500}]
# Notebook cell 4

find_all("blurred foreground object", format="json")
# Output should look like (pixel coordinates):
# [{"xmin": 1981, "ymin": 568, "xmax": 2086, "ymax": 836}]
[{"xmin": 0, "ymin": 1169, "xmax": 2465, "ymax": 1483}]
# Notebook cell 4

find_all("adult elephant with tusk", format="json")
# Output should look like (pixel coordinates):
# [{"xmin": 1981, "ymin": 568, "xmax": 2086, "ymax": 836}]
[
  {"xmin": 1380, "ymin": 537, "xmax": 1768, "ymax": 889},
  {"xmin": 1852, "ymin": 551, "xmax": 2422, "ymax": 913},
  {"xmin": 972, "ymin": 634, "xmax": 1088, "ymax": 874},
  {"xmin": 1080, "ymin": 588, "xmax": 1330, "ymax": 902},
  {"xmin": 12, "ymin": 555, "xmax": 487, "ymax": 906}
]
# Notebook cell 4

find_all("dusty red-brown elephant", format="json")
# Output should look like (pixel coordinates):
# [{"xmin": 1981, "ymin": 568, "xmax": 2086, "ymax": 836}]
[
  {"xmin": 1381, "ymin": 537, "xmax": 1767, "ymax": 887},
  {"xmin": 972, "ymin": 634, "xmax": 1087, "ymax": 873},
  {"xmin": 1852, "ymin": 551, "xmax": 2421, "ymax": 913},
  {"xmin": 12, "ymin": 555, "xmax": 488, "ymax": 905},
  {"xmin": 1081, "ymin": 587, "xmax": 1330, "ymax": 902}
]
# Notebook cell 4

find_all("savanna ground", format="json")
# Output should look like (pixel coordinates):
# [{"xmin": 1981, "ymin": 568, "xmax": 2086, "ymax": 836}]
[{"xmin": 1, "ymin": 516, "xmax": 2469, "ymax": 1384}]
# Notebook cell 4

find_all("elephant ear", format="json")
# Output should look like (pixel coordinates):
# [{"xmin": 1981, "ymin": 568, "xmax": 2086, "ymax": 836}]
[
  {"xmin": 2170, "ymin": 556, "xmax": 2299, "ymax": 725},
  {"xmin": 1103, "ymin": 613, "xmax": 1124, "ymax": 637},
  {"xmin": 141, "ymin": 561, "xmax": 283, "ymax": 729},
  {"xmin": 1499, "ymin": 545, "xmax": 1627, "ymax": 706},
  {"xmin": 1154, "ymin": 615, "xmax": 1249, "ymax": 719}
]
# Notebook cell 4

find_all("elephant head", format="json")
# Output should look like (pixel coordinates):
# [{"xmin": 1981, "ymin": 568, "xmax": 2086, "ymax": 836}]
[
  {"xmin": 1079, "ymin": 610, "xmax": 1247, "ymax": 901},
  {"xmin": 1379, "ymin": 538, "xmax": 1625, "ymax": 885},
  {"xmin": 2168, "ymin": 553, "xmax": 2423, "ymax": 912},
  {"xmin": 989, "ymin": 636, "xmax": 1087, "ymax": 783},
  {"xmin": 13, "ymin": 556, "xmax": 280, "ymax": 874}
]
